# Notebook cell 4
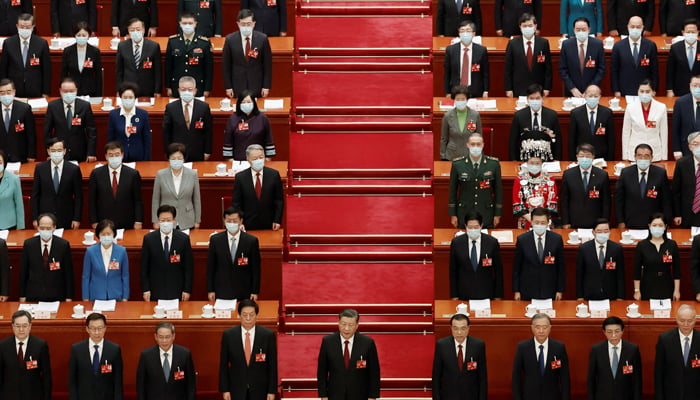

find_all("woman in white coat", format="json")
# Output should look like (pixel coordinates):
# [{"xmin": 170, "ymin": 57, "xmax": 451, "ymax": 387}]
[{"xmin": 621, "ymin": 79, "xmax": 668, "ymax": 161}]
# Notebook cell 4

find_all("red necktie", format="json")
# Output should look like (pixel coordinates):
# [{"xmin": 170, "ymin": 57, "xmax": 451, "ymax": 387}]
[
  {"xmin": 255, "ymin": 172, "xmax": 262, "ymax": 199},
  {"xmin": 526, "ymin": 41, "xmax": 533, "ymax": 70},
  {"xmin": 42, "ymin": 244, "xmax": 49, "ymax": 266},
  {"xmin": 579, "ymin": 43, "xmax": 585, "ymax": 74},
  {"xmin": 343, "ymin": 340, "xmax": 350, "ymax": 369},
  {"xmin": 245, "ymin": 37, "xmax": 251, "ymax": 62},
  {"xmin": 693, "ymin": 163, "xmax": 700, "ymax": 213},
  {"xmin": 460, "ymin": 47, "xmax": 470, "ymax": 86},
  {"xmin": 112, "ymin": 170, "xmax": 118, "ymax": 197},
  {"xmin": 457, "ymin": 344, "xmax": 464, "ymax": 371},
  {"xmin": 244, "ymin": 332, "xmax": 251, "ymax": 366},
  {"xmin": 18, "ymin": 342, "xmax": 24, "ymax": 367}
]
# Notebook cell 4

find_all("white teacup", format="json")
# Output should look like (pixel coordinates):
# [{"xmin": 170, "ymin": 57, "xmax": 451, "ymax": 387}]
[
  {"xmin": 220, "ymin": 98, "xmax": 231, "ymax": 110},
  {"xmin": 73, "ymin": 304, "xmax": 85, "ymax": 316},
  {"xmin": 525, "ymin": 304, "xmax": 537, "ymax": 316},
  {"xmin": 621, "ymin": 231, "xmax": 632, "ymax": 242},
  {"xmin": 626, "ymin": 303, "xmax": 639, "ymax": 315},
  {"xmin": 614, "ymin": 162, "xmax": 626, "ymax": 175},
  {"xmin": 576, "ymin": 303, "xmax": 588, "ymax": 315},
  {"xmin": 604, "ymin": 36, "xmax": 615, "ymax": 48},
  {"xmin": 103, "ymin": 97, "xmax": 113, "ymax": 109},
  {"xmin": 516, "ymin": 99, "xmax": 527, "ymax": 109},
  {"xmin": 568, "ymin": 231, "xmax": 580, "ymax": 243},
  {"xmin": 202, "ymin": 304, "xmax": 214, "ymax": 315},
  {"xmin": 456, "ymin": 303, "xmax": 468, "ymax": 315},
  {"xmin": 563, "ymin": 98, "xmax": 573, "ymax": 109},
  {"xmin": 110, "ymin": 37, "xmax": 120, "ymax": 48},
  {"xmin": 216, "ymin": 163, "xmax": 227, "ymax": 175},
  {"xmin": 609, "ymin": 98, "xmax": 620, "ymax": 109},
  {"xmin": 51, "ymin": 38, "xmax": 60, "ymax": 48},
  {"xmin": 154, "ymin": 305, "xmax": 166, "ymax": 317},
  {"xmin": 84, "ymin": 231, "xmax": 95, "ymax": 243}
]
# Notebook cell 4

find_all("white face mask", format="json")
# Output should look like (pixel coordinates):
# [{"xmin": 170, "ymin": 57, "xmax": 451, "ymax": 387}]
[
  {"xmin": 159, "ymin": 221, "xmax": 174, "ymax": 234},
  {"xmin": 17, "ymin": 28, "xmax": 32, "ymax": 39},
  {"xmin": 225, "ymin": 222, "xmax": 239, "ymax": 234}
]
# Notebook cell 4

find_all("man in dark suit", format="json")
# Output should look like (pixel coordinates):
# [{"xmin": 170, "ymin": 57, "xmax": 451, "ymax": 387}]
[
  {"xmin": 559, "ymin": 17, "xmax": 606, "ymax": 98},
  {"xmin": 560, "ymin": 143, "xmax": 610, "ymax": 228},
  {"xmin": 436, "ymin": 0, "xmax": 482, "ymax": 36},
  {"xmin": 587, "ymin": 317, "xmax": 642, "ymax": 400},
  {"xmin": 165, "ymin": 13, "xmax": 214, "ymax": 98},
  {"xmin": 607, "ymin": 0, "xmax": 654, "ymax": 36},
  {"xmin": 51, "ymin": 0, "xmax": 97, "ymax": 36},
  {"xmin": 616, "ymin": 144, "xmax": 672, "ymax": 229},
  {"xmin": 0, "ymin": 14, "xmax": 51, "ymax": 98},
  {"xmin": 0, "ymin": 310, "xmax": 51, "ymax": 400},
  {"xmin": 222, "ymin": 9, "xmax": 273, "ymax": 99},
  {"xmin": 667, "ymin": 19, "xmax": 700, "ymax": 97},
  {"xmin": 0, "ymin": 238, "xmax": 9, "ymax": 301},
  {"xmin": 0, "ymin": 0, "xmax": 31, "ymax": 36},
  {"xmin": 219, "ymin": 299, "xmax": 278, "ymax": 400},
  {"xmin": 504, "ymin": 14, "xmax": 552, "ymax": 97},
  {"xmin": 115, "ymin": 18, "xmax": 162, "ymax": 98},
  {"xmin": 317, "ymin": 309, "xmax": 380, "ymax": 400},
  {"xmin": 177, "ymin": 0, "xmax": 222, "ymax": 37},
  {"xmin": 110, "ymin": 0, "xmax": 158, "ymax": 36},
  {"xmin": 443, "ymin": 21, "xmax": 489, "ymax": 98},
  {"xmin": 432, "ymin": 313, "xmax": 487, "ymax": 400},
  {"xmin": 141, "ymin": 205, "xmax": 194, "ymax": 302},
  {"xmin": 576, "ymin": 219, "xmax": 626, "ymax": 300},
  {"xmin": 207, "ymin": 207, "xmax": 261, "ymax": 301},
  {"xmin": 673, "ymin": 132, "xmax": 700, "ymax": 228},
  {"xmin": 44, "ymin": 78, "xmax": 97, "ymax": 162},
  {"xmin": 88, "ymin": 142, "xmax": 143, "ymax": 230},
  {"xmin": 660, "ymin": 0, "xmax": 699, "ymax": 36},
  {"xmin": 512, "ymin": 313, "xmax": 570, "ymax": 400},
  {"xmin": 0, "ymin": 78, "xmax": 36, "ymax": 163},
  {"xmin": 136, "ymin": 322, "xmax": 196, "ymax": 400},
  {"xmin": 655, "ymin": 304, "xmax": 700, "ymax": 400},
  {"xmin": 509, "ymin": 84, "xmax": 562, "ymax": 161},
  {"xmin": 31, "ymin": 139, "xmax": 83, "ymax": 229},
  {"xmin": 19, "ymin": 212, "xmax": 74, "ymax": 302},
  {"xmin": 68, "ymin": 313, "xmax": 124, "ymax": 400},
  {"xmin": 450, "ymin": 211, "xmax": 503, "ymax": 300},
  {"xmin": 162, "ymin": 76, "xmax": 212, "ymax": 161},
  {"xmin": 672, "ymin": 75, "xmax": 700, "ymax": 159},
  {"xmin": 610, "ymin": 16, "xmax": 658, "ymax": 96},
  {"xmin": 568, "ymin": 85, "xmax": 615, "ymax": 160},
  {"xmin": 241, "ymin": 0, "xmax": 287, "ymax": 37},
  {"xmin": 494, "ymin": 0, "xmax": 541, "ymax": 37},
  {"xmin": 513, "ymin": 207, "xmax": 565, "ymax": 301}
]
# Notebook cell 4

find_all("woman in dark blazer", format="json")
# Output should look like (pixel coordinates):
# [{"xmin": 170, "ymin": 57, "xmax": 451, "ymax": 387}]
[
  {"xmin": 60, "ymin": 21, "xmax": 103, "ymax": 97},
  {"xmin": 633, "ymin": 213, "xmax": 681, "ymax": 301},
  {"xmin": 82, "ymin": 219, "xmax": 130, "ymax": 301},
  {"xmin": 222, "ymin": 90, "xmax": 276, "ymax": 161},
  {"xmin": 107, "ymin": 82, "xmax": 152, "ymax": 161}
]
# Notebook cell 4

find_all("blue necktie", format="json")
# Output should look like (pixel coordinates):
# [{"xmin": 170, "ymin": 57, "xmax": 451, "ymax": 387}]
[
  {"xmin": 582, "ymin": 171, "xmax": 589, "ymax": 191},
  {"xmin": 66, "ymin": 104, "xmax": 72, "ymax": 127},
  {"xmin": 231, "ymin": 237, "xmax": 237, "ymax": 261},
  {"xmin": 589, "ymin": 111, "xmax": 595, "ymax": 134},
  {"xmin": 632, "ymin": 42, "xmax": 638, "ymax": 64},
  {"xmin": 456, "ymin": 0, "xmax": 463, "ymax": 13},
  {"xmin": 683, "ymin": 337, "xmax": 690, "ymax": 365},
  {"xmin": 163, "ymin": 235, "xmax": 170, "ymax": 262},
  {"xmin": 4, "ymin": 107, "xmax": 9, "ymax": 132},
  {"xmin": 92, "ymin": 345, "xmax": 100, "ymax": 375},
  {"xmin": 533, "ymin": 112, "xmax": 539, "ymax": 131},
  {"xmin": 611, "ymin": 346, "xmax": 619, "ymax": 378},
  {"xmin": 53, "ymin": 166, "xmax": 60, "ymax": 193},
  {"xmin": 689, "ymin": 45, "xmax": 695, "ymax": 70},
  {"xmin": 538, "ymin": 344, "xmax": 545, "ymax": 376},
  {"xmin": 163, "ymin": 352, "xmax": 170, "ymax": 382},
  {"xmin": 640, "ymin": 171, "xmax": 647, "ymax": 198},
  {"xmin": 470, "ymin": 240, "xmax": 478, "ymax": 271}
]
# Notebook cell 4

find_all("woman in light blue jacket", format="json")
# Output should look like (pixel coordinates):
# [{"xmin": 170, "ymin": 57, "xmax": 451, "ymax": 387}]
[
  {"xmin": 0, "ymin": 150, "xmax": 24, "ymax": 229},
  {"xmin": 82, "ymin": 219, "xmax": 130, "ymax": 301},
  {"xmin": 560, "ymin": 0, "xmax": 604, "ymax": 37}
]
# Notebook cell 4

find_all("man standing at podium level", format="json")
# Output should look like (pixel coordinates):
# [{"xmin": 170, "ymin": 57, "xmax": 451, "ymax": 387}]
[
  {"xmin": 165, "ymin": 12, "xmax": 214, "ymax": 98},
  {"xmin": 223, "ymin": 9, "xmax": 272, "ymax": 99},
  {"xmin": 317, "ymin": 309, "xmax": 380, "ymax": 400},
  {"xmin": 512, "ymin": 313, "xmax": 570, "ymax": 400},
  {"xmin": 432, "ymin": 313, "xmax": 487, "ymax": 400},
  {"xmin": 673, "ymin": 131, "xmax": 700, "ymax": 228},
  {"xmin": 0, "ymin": 14, "xmax": 51, "ymax": 99},
  {"xmin": 654, "ymin": 304, "xmax": 700, "ymax": 400}
]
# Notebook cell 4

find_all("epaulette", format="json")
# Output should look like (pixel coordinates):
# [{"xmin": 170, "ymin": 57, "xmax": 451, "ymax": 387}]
[
  {"xmin": 169, "ymin": 34, "xmax": 178, "ymax": 39},
  {"xmin": 198, "ymin": 36, "xmax": 210, "ymax": 41}
]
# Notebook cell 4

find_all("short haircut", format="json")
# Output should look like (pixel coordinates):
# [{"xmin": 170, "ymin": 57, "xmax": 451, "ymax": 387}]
[
  {"xmin": 602, "ymin": 316, "xmax": 624, "ymax": 330},
  {"xmin": 167, "ymin": 142, "xmax": 187, "ymax": 158},
  {"xmin": 46, "ymin": 137, "xmax": 66, "ymax": 149},
  {"xmin": 96, "ymin": 219, "xmax": 116, "ymax": 236},
  {"xmin": 518, "ymin": 13, "xmax": 537, "ymax": 25},
  {"xmin": 237, "ymin": 9, "xmax": 255, "ymax": 21},
  {"xmin": 464, "ymin": 210, "xmax": 484, "ymax": 226},
  {"xmin": 684, "ymin": 18, "xmax": 699, "ymax": 31},
  {"xmin": 246, "ymin": 144, "xmax": 264, "ymax": 157},
  {"xmin": 634, "ymin": 143, "xmax": 653, "ymax": 155},
  {"xmin": 223, "ymin": 206, "xmax": 244, "ymax": 220},
  {"xmin": 179, "ymin": 76, "xmax": 197, "ymax": 88},
  {"xmin": 688, "ymin": 131, "xmax": 700, "ymax": 144},
  {"xmin": 118, "ymin": 81, "xmax": 139, "ymax": 97},
  {"xmin": 450, "ymin": 313, "xmax": 470, "ymax": 325},
  {"xmin": 60, "ymin": 76, "xmax": 77, "ymax": 87},
  {"xmin": 0, "ymin": 78, "xmax": 15, "ymax": 89},
  {"xmin": 127, "ymin": 18, "xmax": 144, "ymax": 29},
  {"xmin": 157, "ymin": 204, "xmax": 177, "ymax": 219},
  {"xmin": 467, "ymin": 132, "xmax": 483, "ymax": 141},
  {"xmin": 339, "ymin": 308, "xmax": 359, "ymax": 322},
  {"xmin": 104, "ymin": 141, "xmax": 124, "ymax": 153},
  {"xmin": 72, "ymin": 21, "xmax": 92, "ymax": 36},
  {"xmin": 678, "ymin": 304, "xmax": 698, "ymax": 317},
  {"xmin": 12, "ymin": 310, "xmax": 32, "ymax": 324},
  {"xmin": 450, "ymin": 85, "xmax": 470, "ymax": 100},
  {"xmin": 593, "ymin": 218, "xmax": 610, "ymax": 230},
  {"xmin": 37, "ymin": 212, "xmax": 58, "ymax": 227},
  {"xmin": 531, "ymin": 312, "xmax": 551, "ymax": 325},
  {"xmin": 237, "ymin": 299, "xmax": 259, "ymax": 314},
  {"xmin": 155, "ymin": 321, "xmax": 175, "ymax": 334},
  {"xmin": 86, "ymin": 312, "xmax": 107, "ymax": 326},
  {"xmin": 179, "ymin": 11, "xmax": 197, "ymax": 21},
  {"xmin": 235, "ymin": 90, "xmax": 260, "ymax": 118},
  {"xmin": 526, "ymin": 83, "xmax": 543, "ymax": 97},
  {"xmin": 576, "ymin": 143, "xmax": 596, "ymax": 156},
  {"xmin": 458, "ymin": 20, "xmax": 476, "ymax": 31},
  {"xmin": 17, "ymin": 13, "xmax": 33, "ymax": 24},
  {"xmin": 573, "ymin": 16, "xmax": 590, "ymax": 28},
  {"xmin": 531, "ymin": 207, "xmax": 550, "ymax": 220},
  {"xmin": 638, "ymin": 78, "xmax": 653, "ymax": 89}
]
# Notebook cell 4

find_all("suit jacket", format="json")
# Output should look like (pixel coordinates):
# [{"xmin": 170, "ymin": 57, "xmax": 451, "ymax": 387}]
[
  {"xmin": 140, "ymin": 230, "xmax": 193, "ymax": 300},
  {"xmin": 81, "ymin": 243, "xmax": 129, "ymax": 300},
  {"xmin": 568, "ymin": 105, "xmax": 615, "ymax": 160},
  {"xmin": 449, "ymin": 233, "xmax": 504, "ymax": 300},
  {"xmin": 20, "ymin": 235, "xmax": 74, "ymax": 301},
  {"xmin": 440, "ymin": 107, "xmax": 482, "ymax": 161},
  {"xmin": 222, "ymin": 31, "xmax": 272, "ymax": 97},
  {"xmin": 436, "ymin": 0, "xmax": 482, "ymax": 36},
  {"xmin": 660, "ymin": 0, "xmax": 699, "ymax": 36},
  {"xmin": 0, "ymin": 239, "xmax": 9, "ymax": 296},
  {"xmin": 110, "ymin": 0, "xmax": 158, "ymax": 36},
  {"xmin": 587, "ymin": 340, "xmax": 642, "ymax": 400},
  {"xmin": 51, "ymin": 0, "xmax": 97, "ymax": 36},
  {"xmin": 607, "ymin": 0, "xmax": 655, "ymax": 34},
  {"xmin": 432, "ymin": 335, "xmax": 487, "ymax": 400},
  {"xmin": 162, "ymin": 99, "xmax": 213, "ymax": 161},
  {"xmin": 494, "ymin": 0, "xmax": 542, "ymax": 37},
  {"xmin": 689, "ymin": 235, "xmax": 700, "ymax": 296},
  {"xmin": 136, "ymin": 344, "xmax": 196, "ymax": 400},
  {"xmin": 0, "ymin": 335, "xmax": 51, "ymax": 400},
  {"xmin": 616, "ymin": 164, "xmax": 672, "ymax": 229},
  {"xmin": 0, "ymin": 0, "xmax": 32, "ymax": 36},
  {"xmin": 559, "ymin": 37, "xmax": 606, "ymax": 96},
  {"xmin": 509, "ymin": 106, "xmax": 562, "ymax": 161},
  {"xmin": 654, "ymin": 328, "xmax": 700, "ymax": 400},
  {"xmin": 88, "ymin": 164, "xmax": 143, "ymax": 228},
  {"xmin": 317, "ymin": 332, "xmax": 380, "ymax": 400},
  {"xmin": 0, "ymin": 34, "xmax": 51, "ymax": 98},
  {"xmin": 206, "ymin": 230, "xmax": 261, "ymax": 299},
  {"xmin": 177, "ymin": 0, "xmax": 222, "ymax": 37},
  {"xmin": 232, "ymin": 166, "xmax": 284, "ymax": 230},
  {"xmin": 107, "ymin": 107, "xmax": 152, "ymax": 161},
  {"xmin": 61, "ymin": 44, "xmax": 103, "ymax": 97},
  {"xmin": 115, "ymin": 39, "xmax": 162, "ymax": 97},
  {"xmin": 151, "ymin": 167, "xmax": 201, "ymax": 230},
  {"xmin": 621, "ymin": 100, "xmax": 668, "ymax": 161},
  {"xmin": 672, "ymin": 94, "xmax": 700, "ymax": 156},
  {"xmin": 512, "ymin": 338, "xmax": 570, "ymax": 400},
  {"xmin": 443, "ymin": 42, "xmax": 489, "ymax": 97},
  {"xmin": 44, "ymin": 98, "xmax": 97, "ymax": 161},
  {"xmin": 611, "ymin": 38, "xmax": 658, "ymax": 95},
  {"xmin": 31, "ymin": 160, "xmax": 83, "ymax": 228},
  {"xmin": 576, "ymin": 239, "xmax": 625, "ymax": 300},
  {"xmin": 560, "ymin": 0, "xmax": 603, "ymax": 36},
  {"xmin": 241, "ymin": 0, "xmax": 288, "ymax": 36},
  {"xmin": 0, "ymin": 100, "xmax": 36, "ymax": 163},
  {"xmin": 218, "ymin": 325, "xmax": 278, "ymax": 400},
  {"xmin": 504, "ymin": 35, "xmax": 552, "ymax": 96},
  {"xmin": 666, "ymin": 40, "xmax": 700, "ymax": 95},
  {"xmin": 68, "ymin": 339, "xmax": 123, "ymax": 400},
  {"xmin": 513, "ymin": 231, "xmax": 566, "ymax": 300},
  {"xmin": 560, "ymin": 166, "xmax": 610, "ymax": 227}
]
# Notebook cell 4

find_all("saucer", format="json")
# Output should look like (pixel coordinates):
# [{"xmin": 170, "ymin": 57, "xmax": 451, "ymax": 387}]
[
  {"xmin": 567, "ymin": 240, "xmax": 581, "ymax": 245},
  {"xmin": 202, "ymin": 313, "xmax": 215, "ymax": 318},
  {"xmin": 214, "ymin": 172, "xmax": 228, "ymax": 177},
  {"xmin": 71, "ymin": 313, "xmax": 86, "ymax": 319},
  {"xmin": 576, "ymin": 312, "xmax": 590, "ymax": 318},
  {"xmin": 611, "ymin": 107, "xmax": 623, "ymax": 111},
  {"xmin": 153, "ymin": 314, "xmax": 166, "ymax": 318},
  {"xmin": 619, "ymin": 239, "xmax": 634, "ymax": 244},
  {"xmin": 562, "ymin": 107, "xmax": 574, "ymax": 111},
  {"xmin": 219, "ymin": 107, "xmax": 234, "ymax": 112},
  {"xmin": 525, "ymin": 313, "xmax": 535, "ymax": 318},
  {"xmin": 82, "ymin": 240, "xmax": 97, "ymax": 245},
  {"xmin": 627, "ymin": 312, "xmax": 641, "ymax": 318},
  {"xmin": 101, "ymin": 106, "xmax": 114, "ymax": 111}
]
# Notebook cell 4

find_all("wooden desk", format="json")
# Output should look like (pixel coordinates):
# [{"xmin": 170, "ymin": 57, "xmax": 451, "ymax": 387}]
[
  {"xmin": 3, "ymin": 229, "xmax": 284, "ymax": 301},
  {"xmin": 0, "ymin": 300, "xmax": 278, "ymax": 400},
  {"xmin": 435, "ymin": 299, "xmax": 688, "ymax": 400}
]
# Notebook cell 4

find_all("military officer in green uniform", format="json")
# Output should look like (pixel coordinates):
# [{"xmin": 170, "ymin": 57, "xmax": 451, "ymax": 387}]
[
  {"xmin": 177, "ymin": 0, "xmax": 222, "ymax": 37},
  {"xmin": 448, "ymin": 132, "xmax": 503, "ymax": 228},
  {"xmin": 165, "ymin": 12, "xmax": 214, "ymax": 98}
]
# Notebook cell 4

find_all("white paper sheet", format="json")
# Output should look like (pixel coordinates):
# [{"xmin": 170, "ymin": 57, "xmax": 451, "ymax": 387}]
[
  {"xmin": 157, "ymin": 299, "xmax": 180, "ymax": 310},
  {"xmin": 180, "ymin": 229, "xmax": 190, "ymax": 236},
  {"xmin": 36, "ymin": 301, "xmax": 60, "ymax": 313},
  {"xmin": 214, "ymin": 299, "xmax": 237, "ymax": 310},
  {"xmin": 693, "ymin": 227, "xmax": 700, "ymax": 237},
  {"xmin": 469, "ymin": 299, "xmax": 491, "ymax": 310},
  {"xmin": 628, "ymin": 230, "xmax": 649, "ymax": 240},
  {"xmin": 27, "ymin": 98, "xmax": 48, "ymax": 109},
  {"xmin": 263, "ymin": 99, "xmax": 284, "ymax": 109},
  {"xmin": 542, "ymin": 162, "xmax": 561, "ymax": 173},
  {"xmin": 123, "ymin": 162, "xmax": 136, "ymax": 169},
  {"xmin": 532, "ymin": 299, "xmax": 553, "ymax": 310},
  {"xmin": 650, "ymin": 299, "xmax": 672, "ymax": 310},
  {"xmin": 625, "ymin": 95, "xmax": 639, "ymax": 104},
  {"xmin": 570, "ymin": 97, "xmax": 586, "ymax": 106},
  {"xmin": 490, "ymin": 230, "xmax": 514, "ymax": 243},
  {"xmin": 577, "ymin": 229, "xmax": 594, "ymax": 240},
  {"xmin": 5, "ymin": 162, "xmax": 20, "ymax": 173},
  {"xmin": 17, "ymin": 304, "xmax": 33, "ymax": 311},
  {"xmin": 93, "ymin": 300, "xmax": 117, "ymax": 311},
  {"xmin": 116, "ymin": 229, "xmax": 125, "ymax": 240},
  {"xmin": 183, "ymin": 162, "xmax": 193, "ymax": 169},
  {"xmin": 476, "ymin": 99, "xmax": 497, "ymax": 110},
  {"xmin": 0, "ymin": 230, "xmax": 8, "ymax": 240},
  {"xmin": 589, "ymin": 299, "xmax": 611, "ymax": 311},
  {"xmin": 53, "ymin": 228, "xmax": 64, "ymax": 238}
]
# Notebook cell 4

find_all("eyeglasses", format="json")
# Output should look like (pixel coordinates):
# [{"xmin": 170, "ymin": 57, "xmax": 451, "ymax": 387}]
[
  {"xmin": 12, "ymin": 324, "xmax": 30, "ymax": 329},
  {"xmin": 88, "ymin": 326, "xmax": 106, "ymax": 332}
]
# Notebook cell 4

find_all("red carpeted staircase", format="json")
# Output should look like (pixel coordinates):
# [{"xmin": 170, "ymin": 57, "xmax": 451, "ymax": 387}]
[{"xmin": 280, "ymin": 0, "xmax": 436, "ymax": 398}]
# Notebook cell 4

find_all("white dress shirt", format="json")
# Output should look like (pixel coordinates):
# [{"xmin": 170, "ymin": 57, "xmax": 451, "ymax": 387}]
[
  {"xmin": 534, "ymin": 338, "xmax": 549, "ymax": 362},
  {"xmin": 159, "ymin": 346, "xmax": 173, "ymax": 367},
  {"xmin": 171, "ymin": 170, "xmax": 183, "ymax": 195},
  {"xmin": 679, "ymin": 329, "xmax": 693, "ymax": 356},
  {"xmin": 454, "ymin": 337, "xmax": 467, "ymax": 362},
  {"xmin": 468, "ymin": 235, "xmax": 481, "ymax": 260},
  {"xmin": 608, "ymin": 341, "xmax": 621, "ymax": 369},
  {"xmin": 100, "ymin": 244, "xmax": 113, "ymax": 273},
  {"xmin": 89, "ymin": 339, "xmax": 104, "ymax": 361},
  {"xmin": 340, "ymin": 334, "xmax": 354, "ymax": 355},
  {"xmin": 242, "ymin": 326, "xmax": 256, "ymax": 349}
]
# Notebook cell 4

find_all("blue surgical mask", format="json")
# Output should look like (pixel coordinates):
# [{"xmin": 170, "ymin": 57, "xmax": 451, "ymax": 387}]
[
  {"xmin": 459, "ymin": 32, "xmax": 473, "ymax": 45},
  {"xmin": 694, "ymin": 147, "xmax": 700, "ymax": 159},
  {"xmin": 129, "ymin": 30, "xmax": 144, "ymax": 42},
  {"xmin": 180, "ymin": 24, "xmax": 195, "ymax": 35},
  {"xmin": 39, "ymin": 229, "xmax": 53, "ymax": 241},
  {"xmin": 692, "ymin": 87, "xmax": 700, "ymax": 99},
  {"xmin": 649, "ymin": 226, "xmax": 665, "ymax": 238},
  {"xmin": 0, "ymin": 94, "xmax": 13, "ymax": 106},
  {"xmin": 466, "ymin": 228, "xmax": 481, "ymax": 240},
  {"xmin": 686, "ymin": 32, "xmax": 698, "ymax": 45},
  {"xmin": 108, "ymin": 156, "xmax": 122, "ymax": 169},
  {"xmin": 159, "ymin": 221, "xmax": 174, "ymax": 234},
  {"xmin": 532, "ymin": 224, "xmax": 547, "ymax": 235},
  {"xmin": 179, "ymin": 90, "xmax": 194, "ymax": 103},
  {"xmin": 239, "ymin": 26, "xmax": 253, "ymax": 37},
  {"xmin": 469, "ymin": 146, "xmax": 483, "ymax": 157},
  {"xmin": 636, "ymin": 159, "xmax": 651, "ymax": 170},
  {"xmin": 50, "ymin": 151, "xmax": 64, "ymax": 164},
  {"xmin": 61, "ymin": 92, "xmax": 77, "ymax": 104},
  {"xmin": 18, "ymin": 28, "xmax": 32, "ymax": 40},
  {"xmin": 225, "ymin": 222, "xmax": 239, "ymax": 234},
  {"xmin": 578, "ymin": 157, "xmax": 593, "ymax": 169},
  {"xmin": 527, "ymin": 163, "xmax": 542, "ymax": 175},
  {"xmin": 521, "ymin": 26, "xmax": 535, "ymax": 38},
  {"xmin": 170, "ymin": 159, "xmax": 184, "ymax": 170},
  {"xmin": 251, "ymin": 158, "xmax": 264, "ymax": 171},
  {"xmin": 240, "ymin": 102, "xmax": 254, "ymax": 114},
  {"xmin": 121, "ymin": 98, "xmax": 135, "ymax": 110},
  {"xmin": 585, "ymin": 96, "xmax": 599, "ymax": 109},
  {"xmin": 595, "ymin": 232, "xmax": 610, "ymax": 243},
  {"xmin": 454, "ymin": 100, "xmax": 468, "ymax": 111},
  {"xmin": 75, "ymin": 36, "xmax": 89, "ymax": 46},
  {"xmin": 575, "ymin": 31, "xmax": 590, "ymax": 42},
  {"xmin": 628, "ymin": 28, "xmax": 642, "ymax": 40},
  {"xmin": 100, "ymin": 235, "xmax": 114, "ymax": 246},
  {"xmin": 638, "ymin": 93, "xmax": 652, "ymax": 104},
  {"xmin": 528, "ymin": 99, "xmax": 542, "ymax": 111}
]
